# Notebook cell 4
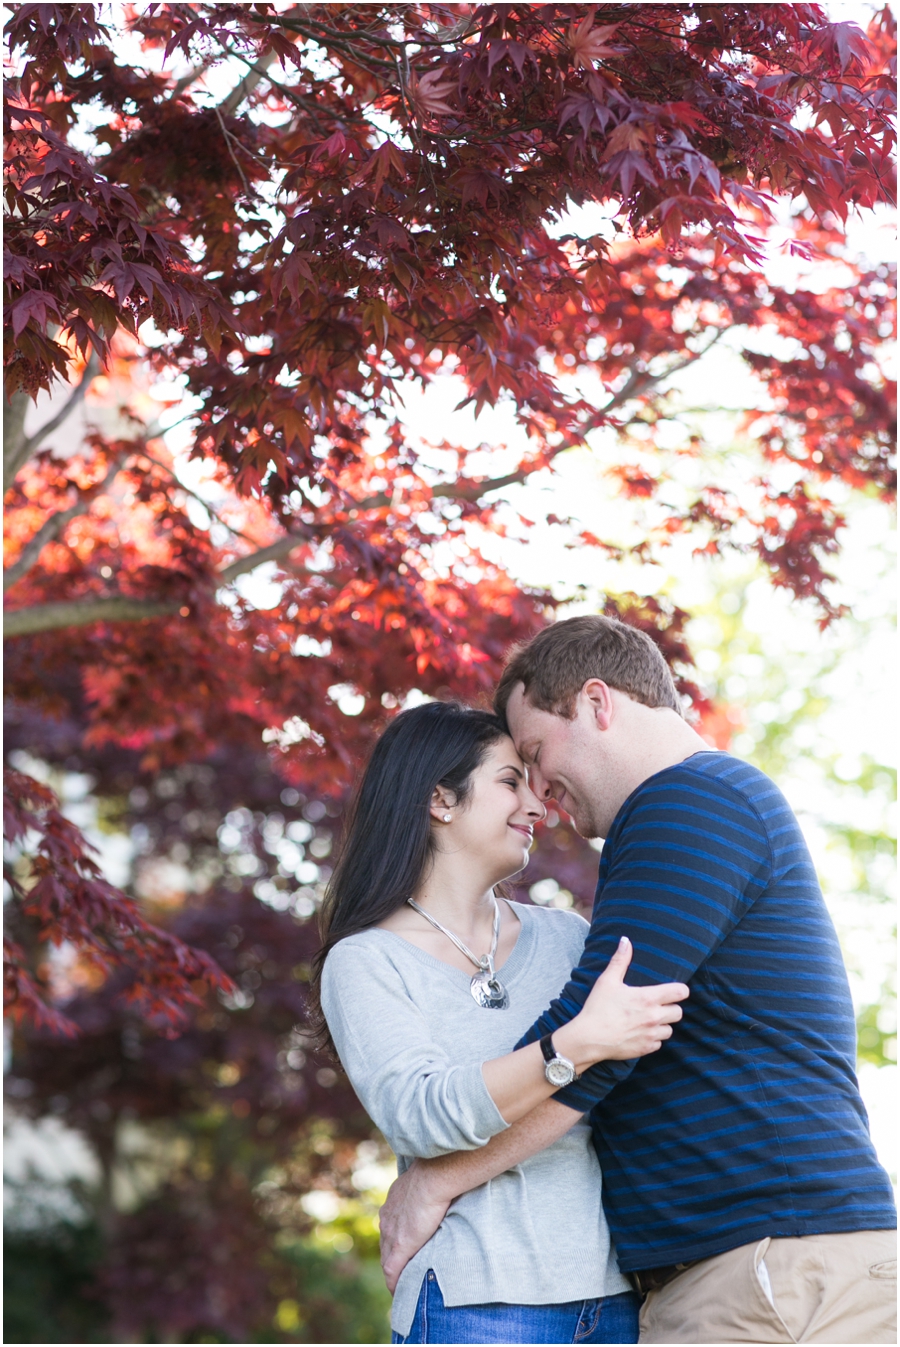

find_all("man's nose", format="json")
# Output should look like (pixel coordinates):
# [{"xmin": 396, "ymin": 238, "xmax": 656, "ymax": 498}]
[{"xmin": 529, "ymin": 766, "xmax": 551, "ymax": 801}]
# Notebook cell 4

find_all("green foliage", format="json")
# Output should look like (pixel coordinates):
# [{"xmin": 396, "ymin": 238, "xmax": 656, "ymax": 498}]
[
  {"xmin": 857, "ymin": 984, "xmax": 898, "ymax": 1069},
  {"xmin": 2, "ymin": 1215, "xmax": 391, "ymax": 1345},
  {"xmin": 686, "ymin": 560, "xmax": 897, "ymax": 1068},
  {"xmin": 272, "ymin": 1232, "xmax": 391, "ymax": 1345},
  {"xmin": 3, "ymin": 1222, "xmax": 108, "ymax": 1345}
]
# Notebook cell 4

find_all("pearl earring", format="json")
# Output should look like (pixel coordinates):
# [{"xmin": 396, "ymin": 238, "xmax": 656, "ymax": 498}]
[{"xmin": 443, "ymin": 813, "xmax": 451, "ymax": 822}]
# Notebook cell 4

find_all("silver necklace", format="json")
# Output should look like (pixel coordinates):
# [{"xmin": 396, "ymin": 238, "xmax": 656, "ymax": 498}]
[{"xmin": 407, "ymin": 895, "xmax": 510, "ymax": 1009}]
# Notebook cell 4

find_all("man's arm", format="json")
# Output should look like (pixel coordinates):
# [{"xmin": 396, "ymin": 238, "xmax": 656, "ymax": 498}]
[
  {"xmin": 517, "ymin": 771, "xmax": 773, "ymax": 1112},
  {"xmin": 380, "ymin": 1098, "xmax": 579, "ymax": 1292}
]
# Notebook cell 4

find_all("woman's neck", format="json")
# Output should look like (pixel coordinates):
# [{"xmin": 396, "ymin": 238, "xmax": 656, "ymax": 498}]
[{"xmin": 411, "ymin": 860, "xmax": 498, "ymax": 943}]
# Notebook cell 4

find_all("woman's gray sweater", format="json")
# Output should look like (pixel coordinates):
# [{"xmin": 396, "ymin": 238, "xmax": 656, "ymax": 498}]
[{"xmin": 321, "ymin": 900, "xmax": 630, "ymax": 1336}]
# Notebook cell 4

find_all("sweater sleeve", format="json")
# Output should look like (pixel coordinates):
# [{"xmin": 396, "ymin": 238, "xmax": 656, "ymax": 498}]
[
  {"xmin": 321, "ymin": 938, "xmax": 510, "ymax": 1158},
  {"xmin": 516, "ymin": 769, "xmax": 773, "ymax": 1111}
]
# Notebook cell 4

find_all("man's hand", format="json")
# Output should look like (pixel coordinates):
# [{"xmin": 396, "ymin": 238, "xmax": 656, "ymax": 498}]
[
  {"xmin": 378, "ymin": 1101, "xmax": 579, "ymax": 1292},
  {"xmin": 379, "ymin": 1161, "xmax": 451, "ymax": 1293}
]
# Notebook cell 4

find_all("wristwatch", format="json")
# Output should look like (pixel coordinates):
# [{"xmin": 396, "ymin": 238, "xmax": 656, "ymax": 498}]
[{"xmin": 539, "ymin": 1033, "xmax": 579, "ymax": 1088}]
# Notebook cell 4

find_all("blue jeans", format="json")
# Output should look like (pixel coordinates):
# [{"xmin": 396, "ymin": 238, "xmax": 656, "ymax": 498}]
[{"xmin": 391, "ymin": 1269, "xmax": 640, "ymax": 1344}]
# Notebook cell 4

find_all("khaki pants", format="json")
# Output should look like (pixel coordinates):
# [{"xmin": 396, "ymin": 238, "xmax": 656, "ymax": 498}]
[{"xmin": 638, "ymin": 1229, "xmax": 897, "ymax": 1344}]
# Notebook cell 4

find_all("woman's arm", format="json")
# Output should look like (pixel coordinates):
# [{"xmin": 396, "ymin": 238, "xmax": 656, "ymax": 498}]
[
  {"xmin": 480, "ymin": 935, "xmax": 687, "ymax": 1124},
  {"xmin": 322, "ymin": 941, "xmax": 512, "ymax": 1158},
  {"xmin": 321, "ymin": 936, "xmax": 687, "ymax": 1158}
]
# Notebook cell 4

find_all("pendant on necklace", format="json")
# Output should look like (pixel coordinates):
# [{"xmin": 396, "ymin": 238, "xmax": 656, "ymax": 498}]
[{"xmin": 470, "ymin": 971, "xmax": 510, "ymax": 1009}]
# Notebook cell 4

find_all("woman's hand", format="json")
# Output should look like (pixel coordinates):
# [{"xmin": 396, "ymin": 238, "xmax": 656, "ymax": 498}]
[
  {"xmin": 554, "ymin": 937, "xmax": 689, "ymax": 1070},
  {"xmin": 478, "ymin": 938, "xmax": 688, "ymax": 1127}
]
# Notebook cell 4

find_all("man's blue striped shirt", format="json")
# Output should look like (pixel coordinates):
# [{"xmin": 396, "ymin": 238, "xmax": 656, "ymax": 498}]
[{"xmin": 516, "ymin": 751, "xmax": 896, "ymax": 1270}]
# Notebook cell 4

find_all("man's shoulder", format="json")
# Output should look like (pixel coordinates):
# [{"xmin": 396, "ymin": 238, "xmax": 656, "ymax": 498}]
[
  {"xmin": 612, "ymin": 752, "xmax": 791, "ymax": 866},
  {"xmin": 644, "ymin": 751, "xmax": 785, "ymax": 817}
]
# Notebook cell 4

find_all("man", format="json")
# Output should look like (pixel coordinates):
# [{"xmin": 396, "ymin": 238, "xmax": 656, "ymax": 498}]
[{"xmin": 379, "ymin": 616, "xmax": 897, "ymax": 1344}]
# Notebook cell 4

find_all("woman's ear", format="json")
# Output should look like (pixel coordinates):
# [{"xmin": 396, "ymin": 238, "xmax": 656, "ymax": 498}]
[{"xmin": 429, "ymin": 784, "xmax": 456, "ymax": 823}]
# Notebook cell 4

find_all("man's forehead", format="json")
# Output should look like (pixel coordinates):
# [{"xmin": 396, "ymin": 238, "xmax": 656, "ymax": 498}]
[
  {"xmin": 505, "ymin": 682, "xmax": 533, "ymax": 719},
  {"xmin": 506, "ymin": 684, "xmax": 556, "ymax": 735}
]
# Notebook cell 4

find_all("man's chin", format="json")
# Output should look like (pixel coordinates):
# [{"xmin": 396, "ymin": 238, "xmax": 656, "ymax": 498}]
[{"xmin": 568, "ymin": 806, "xmax": 601, "ymax": 841}]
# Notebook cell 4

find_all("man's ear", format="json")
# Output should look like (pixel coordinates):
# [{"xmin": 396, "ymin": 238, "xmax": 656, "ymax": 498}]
[{"xmin": 582, "ymin": 679, "xmax": 614, "ymax": 731}]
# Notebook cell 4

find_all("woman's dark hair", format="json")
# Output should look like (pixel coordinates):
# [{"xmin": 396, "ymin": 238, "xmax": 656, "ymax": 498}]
[{"xmin": 308, "ymin": 701, "xmax": 508, "ymax": 1053}]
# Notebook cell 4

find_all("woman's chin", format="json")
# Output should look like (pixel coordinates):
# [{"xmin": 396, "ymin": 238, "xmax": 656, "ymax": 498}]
[{"xmin": 494, "ymin": 850, "xmax": 530, "ymax": 883}]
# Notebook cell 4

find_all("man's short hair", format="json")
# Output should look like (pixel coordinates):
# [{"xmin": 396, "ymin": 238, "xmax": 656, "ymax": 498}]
[{"xmin": 494, "ymin": 614, "xmax": 682, "ymax": 722}]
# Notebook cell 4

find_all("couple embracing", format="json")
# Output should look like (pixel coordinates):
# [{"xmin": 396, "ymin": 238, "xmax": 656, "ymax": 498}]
[{"xmin": 311, "ymin": 617, "xmax": 896, "ymax": 1345}]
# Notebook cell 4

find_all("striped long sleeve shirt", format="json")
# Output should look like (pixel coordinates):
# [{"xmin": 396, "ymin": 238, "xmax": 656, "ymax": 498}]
[{"xmin": 516, "ymin": 751, "xmax": 896, "ymax": 1271}]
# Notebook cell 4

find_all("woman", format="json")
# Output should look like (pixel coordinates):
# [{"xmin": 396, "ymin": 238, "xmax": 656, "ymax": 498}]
[{"xmin": 311, "ymin": 702, "xmax": 686, "ymax": 1345}]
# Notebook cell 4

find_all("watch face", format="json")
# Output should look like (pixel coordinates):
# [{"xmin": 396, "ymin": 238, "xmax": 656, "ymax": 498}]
[{"xmin": 545, "ymin": 1057, "xmax": 575, "ymax": 1087}]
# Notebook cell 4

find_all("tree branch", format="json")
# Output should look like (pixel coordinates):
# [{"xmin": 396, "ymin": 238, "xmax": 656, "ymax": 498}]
[
  {"xmin": 346, "ymin": 333, "xmax": 729, "ymax": 512},
  {"xmin": 213, "ymin": 103, "xmax": 251, "ymax": 195},
  {"xmin": 263, "ymin": 12, "xmax": 480, "ymax": 53},
  {"xmin": 349, "ymin": 465, "xmax": 555, "ymax": 512},
  {"xmin": 3, "ymin": 392, "xmax": 30, "ymax": 492},
  {"xmin": 170, "ymin": 58, "xmax": 214, "ymax": 100},
  {"xmin": 136, "ymin": 449, "xmax": 270, "ymax": 548},
  {"xmin": 591, "ymin": 329, "xmax": 729, "ymax": 419},
  {"xmin": 4, "ymin": 536, "xmax": 323, "ymax": 638},
  {"xmin": 271, "ymin": 19, "xmax": 398, "ymax": 71},
  {"xmin": 4, "ymin": 353, "xmax": 99, "ymax": 494},
  {"xmin": 218, "ymin": 47, "xmax": 279, "ymax": 115},
  {"xmin": 648, "ymin": 327, "xmax": 727, "ymax": 385},
  {"xmin": 223, "ymin": 48, "xmax": 327, "ymax": 124},
  {"xmin": 4, "ymin": 597, "xmax": 179, "ymax": 639},
  {"xmin": 2, "ymin": 318, "xmax": 735, "ymax": 631},
  {"xmin": 217, "ymin": 533, "xmax": 309, "ymax": 582},
  {"xmin": 4, "ymin": 454, "xmax": 127, "ymax": 594}
]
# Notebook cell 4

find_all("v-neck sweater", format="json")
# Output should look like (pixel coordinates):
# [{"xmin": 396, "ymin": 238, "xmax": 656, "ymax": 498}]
[{"xmin": 321, "ymin": 901, "xmax": 629, "ymax": 1337}]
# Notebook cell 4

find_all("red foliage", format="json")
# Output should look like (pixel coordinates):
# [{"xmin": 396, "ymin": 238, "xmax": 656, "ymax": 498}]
[
  {"xmin": 2, "ymin": 4, "xmax": 895, "ymax": 1039},
  {"xmin": 3, "ymin": 767, "xmax": 233, "ymax": 1035},
  {"xmin": 3, "ymin": 15, "xmax": 894, "ymax": 1328},
  {"xmin": 97, "ymin": 1177, "xmax": 277, "ymax": 1344},
  {"xmin": 6, "ymin": 820, "xmax": 380, "ymax": 1340},
  {"xmin": 4, "ymin": 436, "xmax": 551, "ymax": 777}
]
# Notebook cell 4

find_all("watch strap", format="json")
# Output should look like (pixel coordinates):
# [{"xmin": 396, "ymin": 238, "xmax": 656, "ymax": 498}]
[{"xmin": 539, "ymin": 1032, "xmax": 557, "ymax": 1064}]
